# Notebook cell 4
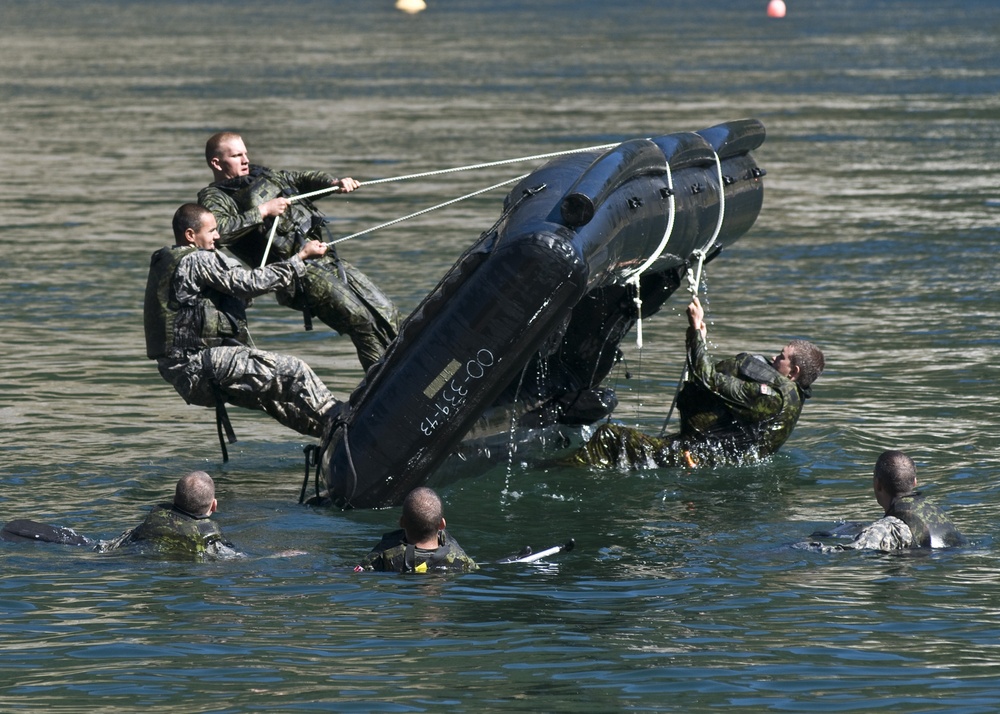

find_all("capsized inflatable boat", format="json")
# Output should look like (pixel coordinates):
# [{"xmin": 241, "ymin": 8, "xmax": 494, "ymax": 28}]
[{"xmin": 318, "ymin": 119, "xmax": 767, "ymax": 508}]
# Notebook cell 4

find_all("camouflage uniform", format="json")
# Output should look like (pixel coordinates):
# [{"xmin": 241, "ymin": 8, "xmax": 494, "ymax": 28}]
[
  {"xmin": 840, "ymin": 516, "xmax": 913, "ymax": 551},
  {"xmin": 96, "ymin": 504, "xmax": 237, "ymax": 559},
  {"xmin": 570, "ymin": 329, "xmax": 809, "ymax": 469},
  {"xmin": 145, "ymin": 246, "xmax": 339, "ymax": 439},
  {"xmin": 357, "ymin": 529, "xmax": 478, "ymax": 573},
  {"xmin": 886, "ymin": 493, "xmax": 966, "ymax": 548},
  {"xmin": 198, "ymin": 165, "xmax": 400, "ymax": 371},
  {"xmin": 796, "ymin": 516, "xmax": 913, "ymax": 554}
]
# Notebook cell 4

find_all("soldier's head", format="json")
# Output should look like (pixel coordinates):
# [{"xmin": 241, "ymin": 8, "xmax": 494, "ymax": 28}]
[
  {"xmin": 400, "ymin": 487, "xmax": 445, "ymax": 546},
  {"xmin": 873, "ymin": 450, "xmax": 917, "ymax": 509},
  {"xmin": 174, "ymin": 471, "xmax": 218, "ymax": 518},
  {"xmin": 206, "ymin": 131, "xmax": 249, "ymax": 181},
  {"xmin": 172, "ymin": 203, "xmax": 219, "ymax": 250},
  {"xmin": 773, "ymin": 340, "xmax": 825, "ymax": 389}
]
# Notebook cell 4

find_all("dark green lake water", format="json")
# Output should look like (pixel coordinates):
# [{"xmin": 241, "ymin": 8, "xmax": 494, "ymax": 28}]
[{"xmin": 2, "ymin": 0, "xmax": 1000, "ymax": 711}]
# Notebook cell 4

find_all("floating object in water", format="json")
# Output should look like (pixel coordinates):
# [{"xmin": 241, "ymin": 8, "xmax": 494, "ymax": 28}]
[
  {"xmin": 497, "ymin": 539, "xmax": 576, "ymax": 564},
  {"xmin": 319, "ymin": 119, "xmax": 768, "ymax": 508},
  {"xmin": 767, "ymin": 0, "xmax": 786, "ymax": 18},
  {"xmin": 396, "ymin": 0, "xmax": 427, "ymax": 14},
  {"xmin": 1, "ymin": 519, "xmax": 92, "ymax": 546}
]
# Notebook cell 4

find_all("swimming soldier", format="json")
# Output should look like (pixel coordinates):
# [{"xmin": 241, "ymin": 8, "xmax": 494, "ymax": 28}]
[
  {"xmin": 800, "ymin": 450, "xmax": 966, "ymax": 552},
  {"xmin": 356, "ymin": 487, "xmax": 478, "ymax": 573},
  {"xmin": 2, "ymin": 471, "xmax": 238, "ymax": 559}
]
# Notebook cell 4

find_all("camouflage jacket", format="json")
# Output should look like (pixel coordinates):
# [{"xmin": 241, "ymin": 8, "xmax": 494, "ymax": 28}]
[
  {"xmin": 154, "ymin": 248, "xmax": 305, "ymax": 358},
  {"xmin": 842, "ymin": 516, "xmax": 913, "ymax": 551},
  {"xmin": 198, "ymin": 165, "xmax": 339, "ymax": 266},
  {"xmin": 796, "ymin": 516, "xmax": 913, "ymax": 553},
  {"xmin": 357, "ymin": 529, "xmax": 478, "ymax": 573},
  {"xmin": 886, "ymin": 492, "xmax": 966, "ymax": 548},
  {"xmin": 98, "ymin": 504, "xmax": 237, "ymax": 558}
]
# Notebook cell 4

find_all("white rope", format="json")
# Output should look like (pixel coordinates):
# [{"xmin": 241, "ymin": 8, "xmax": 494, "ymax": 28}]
[
  {"xmin": 702, "ymin": 150, "xmax": 727, "ymax": 268},
  {"xmin": 678, "ymin": 151, "xmax": 726, "ymax": 295},
  {"xmin": 625, "ymin": 162, "xmax": 676, "ymax": 349},
  {"xmin": 326, "ymin": 173, "xmax": 531, "ymax": 246},
  {"xmin": 258, "ymin": 142, "xmax": 620, "ymax": 266}
]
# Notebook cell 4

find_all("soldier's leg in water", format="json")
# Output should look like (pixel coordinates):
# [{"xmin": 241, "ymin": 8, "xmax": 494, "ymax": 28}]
[
  {"xmin": 567, "ymin": 423, "xmax": 683, "ymax": 469},
  {"xmin": 301, "ymin": 259, "xmax": 400, "ymax": 371},
  {"xmin": 208, "ymin": 346, "xmax": 339, "ymax": 438}
]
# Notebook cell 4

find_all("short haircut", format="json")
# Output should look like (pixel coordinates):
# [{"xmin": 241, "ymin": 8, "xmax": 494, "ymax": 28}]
[
  {"xmin": 174, "ymin": 471, "xmax": 216, "ymax": 517},
  {"xmin": 874, "ymin": 450, "xmax": 917, "ymax": 496},
  {"xmin": 172, "ymin": 203, "xmax": 211, "ymax": 245},
  {"xmin": 789, "ymin": 339, "xmax": 825, "ymax": 389},
  {"xmin": 401, "ymin": 487, "xmax": 444, "ymax": 541},
  {"xmin": 205, "ymin": 131, "xmax": 243, "ymax": 164}
]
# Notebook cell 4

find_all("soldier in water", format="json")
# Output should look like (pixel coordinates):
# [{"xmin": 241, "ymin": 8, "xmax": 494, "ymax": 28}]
[
  {"xmin": 356, "ymin": 487, "xmax": 478, "ymax": 573},
  {"xmin": 801, "ymin": 450, "xmax": 966, "ymax": 552},
  {"xmin": 2, "ymin": 471, "xmax": 237, "ymax": 559},
  {"xmin": 569, "ymin": 295, "xmax": 824, "ymax": 469}
]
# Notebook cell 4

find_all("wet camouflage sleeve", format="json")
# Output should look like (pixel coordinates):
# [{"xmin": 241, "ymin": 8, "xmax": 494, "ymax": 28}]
[
  {"xmin": 173, "ymin": 250, "xmax": 305, "ymax": 305},
  {"xmin": 687, "ymin": 329, "xmax": 782, "ymax": 412},
  {"xmin": 841, "ymin": 516, "xmax": 913, "ymax": 551},
  {"xmin": 794, "ymin": 516, "xmax": 913, "ymax": 554},
  {"xmin": 197, "ymin": 185, "xmax": 264, "ymax": 244}
]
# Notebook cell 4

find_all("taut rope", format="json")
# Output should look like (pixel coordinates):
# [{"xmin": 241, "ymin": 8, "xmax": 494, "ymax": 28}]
[{"xmin": 258, "ymin": 142, "xmax": 620, "ymax": 266}]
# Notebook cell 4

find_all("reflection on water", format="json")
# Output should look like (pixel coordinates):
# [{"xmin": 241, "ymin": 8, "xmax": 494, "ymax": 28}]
[{"xmin": 2, "ymin": 0, "xmax": 1000, "ymax": 711}]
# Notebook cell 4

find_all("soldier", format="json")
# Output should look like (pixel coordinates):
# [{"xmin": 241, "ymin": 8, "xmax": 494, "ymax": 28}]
[
  {"xmin": 800, "ymin": 451, "xmax": 965, "ymax": 552},
  {"xmin": 871, "ymin": 450, "xmax": 966, "ymax": 548},
  {"xmin": 98, "ymin": 471, "xmax": 237, "ymax": 558},
  {"xmin": 570, "ymin": 295, "xmax": 824, "ymax": 469},
  {"xmin": 3, "ymin": 472, "xmax": 237, "ymax": 559},
  {"xmin": 198, "ymin": 132, "xmax": 400, "ymax": 372},
  {"xmin": 356, "ymin": 487, "xmax": 478, "ymax": 573},
  {"xmin": 144, "ymin": 204, "xmax": 341, "ymax": 444}
]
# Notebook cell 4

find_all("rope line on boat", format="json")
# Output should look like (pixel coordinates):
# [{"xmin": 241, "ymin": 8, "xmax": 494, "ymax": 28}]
[
  {"xmin": 626, "ymin": 161, "xmax": 677, "ymax": 350},
  {"xmin": 326, "ymin": 173, "xmax": 531, "ymax": 247},
  {"xmin": 659, "ymin": 151, "xmax": 726, "ymax": 436},
  {"xmin": 258, "ymin": 143, "xmax": 620, "ymax": 265}
]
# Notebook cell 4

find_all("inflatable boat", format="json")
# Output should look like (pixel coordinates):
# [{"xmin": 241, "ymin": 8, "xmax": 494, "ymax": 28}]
[{"xmin": 317, "ymin": 119, "xmax": 767, "ymax": 508}]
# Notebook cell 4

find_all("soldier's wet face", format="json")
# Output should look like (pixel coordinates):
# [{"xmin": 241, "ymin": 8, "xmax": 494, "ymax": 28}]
[
  {"xmin": 772, "ymin": 344, "xmax": 795, "ymax": 377},
  {"xmin": 214, "ymin": 138, "xmax": 250, "ymax": 180}
]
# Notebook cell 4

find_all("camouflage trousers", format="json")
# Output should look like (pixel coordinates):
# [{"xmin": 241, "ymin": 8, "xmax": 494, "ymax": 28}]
[
  {"xmin": 158, "ymin": 345, "xmax": 338, "ymax": 438},
  {"xmin": 567, "ymin": 422, "xmax": 764, "ymax": 470},
  {"xmin": 566, "ymin": 423, "xmax": 687, "ymax": 469},
  {"xmin": 276, "ymin": 256, "xmax": 400, "ymax": 371}
]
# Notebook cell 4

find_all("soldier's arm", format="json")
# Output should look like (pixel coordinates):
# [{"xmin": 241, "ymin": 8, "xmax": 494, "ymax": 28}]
[
  {"xmin": 177, "ymin": 250, "xmax": 307, "ymax": 303},
  {"xmin": 686, "ymin": 329, "xmax": 780, "ymax": 410},
  {"xmin": 285, "ymin": 169, "xmax": 357, "ymax": 196},
  {"xmin": 197, "ymin": 186, "xmax": 266, "ymax": 246}
]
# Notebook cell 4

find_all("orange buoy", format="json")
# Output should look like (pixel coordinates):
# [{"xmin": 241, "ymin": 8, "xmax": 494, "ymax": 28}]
[{"xmin": 767, "ymin": 0, "xmax": 786, "ymax": 18}]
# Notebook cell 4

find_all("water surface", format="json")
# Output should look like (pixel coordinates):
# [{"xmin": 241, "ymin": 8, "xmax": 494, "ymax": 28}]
[{"xmin": 2, "ymin": 1, "xmax": 1000, "ymax": 711}]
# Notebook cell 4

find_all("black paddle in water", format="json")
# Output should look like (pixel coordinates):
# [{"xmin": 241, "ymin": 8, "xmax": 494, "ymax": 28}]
[{"xmin": 1, "ymin": 519, "xmax": 92, "ymax": 546}]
